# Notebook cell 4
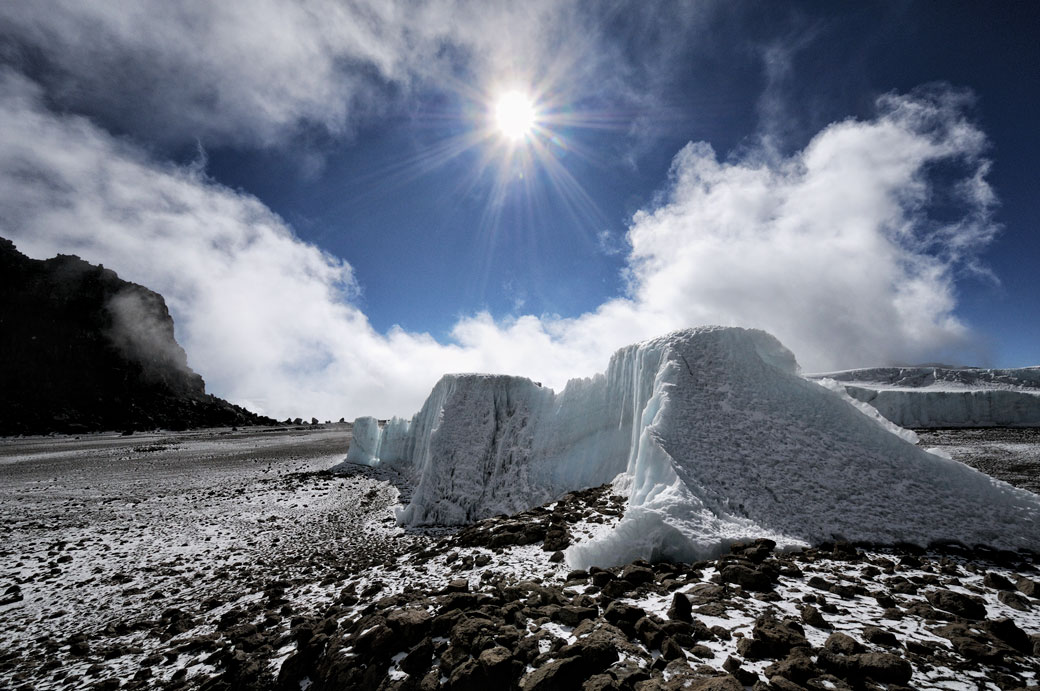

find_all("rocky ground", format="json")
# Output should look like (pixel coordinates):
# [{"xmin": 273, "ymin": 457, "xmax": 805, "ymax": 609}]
[
  {"xmin": 299, "ymin": 501, "xmax": 1039, "ymax": 691},
  {"xmin": 0, "ymin": 426, "xmax": 1038, "ymax": 691}
]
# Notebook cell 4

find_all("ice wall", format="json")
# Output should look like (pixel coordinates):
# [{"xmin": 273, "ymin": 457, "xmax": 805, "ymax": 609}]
[
  {"xmin": 822, "ymin": 365, "xmax": 1040, "ymax": 390},
  {"xmin": 358, "ymin": 361, "xmax": 661, "ymax": 525},
  {"xmin": 809, "ymin": 366, "xmax": 1040, "ymax": 428},
  {"xmin": 842, "ymin": 386, "xmax": 1040, "ymax": 428},
  {"xmin": 345, "ymin": 416, "xmax": 381, "ymax": 465},
  {"xmin": 348, "ymin": 327, "xmax": 1040, "ymax": 567},
  {"xmin": 396, "ymin": 374, "xmax": 555, "ymax": 524}
]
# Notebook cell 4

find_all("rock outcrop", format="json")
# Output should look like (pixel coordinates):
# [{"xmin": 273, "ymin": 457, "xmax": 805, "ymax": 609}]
[{"xmin": 0, "ymin": 236, "xmax": 272, "ymax": 435}]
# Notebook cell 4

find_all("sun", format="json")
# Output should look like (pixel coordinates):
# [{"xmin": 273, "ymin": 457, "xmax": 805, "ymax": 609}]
[{"xmin": 493, "ymin": 90, "xmax": 536, "ymax": 141}]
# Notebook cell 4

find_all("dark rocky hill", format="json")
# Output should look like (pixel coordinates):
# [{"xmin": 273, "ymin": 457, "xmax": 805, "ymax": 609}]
[{"xmin": 0, "ymin": 237, "xmax": 274, "ymax": 435}]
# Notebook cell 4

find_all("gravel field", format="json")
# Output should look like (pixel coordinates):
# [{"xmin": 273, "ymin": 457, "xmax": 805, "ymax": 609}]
[
  {"xmin": 0, "ymin": 425, "xmax": 416, "ymax": 690},
  {"xmin": 917, "ymin": 428, "xmax": 1040, "ymax": 495}
]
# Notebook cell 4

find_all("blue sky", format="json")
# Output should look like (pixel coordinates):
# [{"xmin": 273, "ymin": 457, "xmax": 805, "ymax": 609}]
[{"xmin": 1, "ymin": 1, "xmax": 1038, "ymax": 419}]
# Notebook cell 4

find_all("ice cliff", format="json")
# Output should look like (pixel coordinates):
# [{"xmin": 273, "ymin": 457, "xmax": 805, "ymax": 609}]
[
  {"xmin": 348, "ymin": 327, "xmax": 1040, "ymax": 567},
  {"xmin": 810, "ymin": 366, "xmax": 1040, "ymax": 428}
]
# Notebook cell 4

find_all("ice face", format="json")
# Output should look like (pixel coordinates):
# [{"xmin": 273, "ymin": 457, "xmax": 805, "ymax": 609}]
[
  {"xmin": 396, "ymin": 374, "xmax": 555, "ymax": 525},
  {"xmin": 348, "ymin": 326, "xmax": 1040, "ymax": 567},
  {"xmin": 815, "ymin": 365, "xmax": 1040, "ymax": 390},
  {"xmin": 842, "ymin": 386, "xmax": 1040, "ymax": 428},
  {"xmin": 344, "ymin": 416, "xmax": 381, "ymax": 465},
  {"xmin": 809, "ymin": 366, "xmax": 1040, "ymax": 427}
]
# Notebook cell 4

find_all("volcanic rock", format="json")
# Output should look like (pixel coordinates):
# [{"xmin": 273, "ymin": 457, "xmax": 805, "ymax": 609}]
[
  {"xmin": 0, "ymin": 236, "xmax": 272, "ymax": 435},
  {"xmin": 925, "ymin": 588, "xmax": 988, "ymax": 620}
]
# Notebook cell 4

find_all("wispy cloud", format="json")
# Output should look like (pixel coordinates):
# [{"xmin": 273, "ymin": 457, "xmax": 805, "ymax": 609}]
[
  {"xmin": 597, "ymin": 229, "xmax": 628, "ymax": 257},
  {"xmin": 0, "ymin": 67, "xmax": 998, "ymax": 418},
  {"xmin": 0, "ymin": 0, "xmax": 691, "ymax": 151}
]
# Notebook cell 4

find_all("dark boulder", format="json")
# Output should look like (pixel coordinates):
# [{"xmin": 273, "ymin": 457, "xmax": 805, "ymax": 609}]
[
  {"xmin": 449, "ymin": 659, "xmax": 488, "ymax": 690},
  {"xmin": 854, "ymin": 652, "xmax": 913, "ymax": 684},
  {"xmin": 634, "ymin": 616, "xmax": 664, "ymax": 649},
  {"xmin": 542, "ymin": 528, "xmax": 571, "ymax": 552},
  {"xmin": 742, "ymin": 615, "xmax": 809, "ymax": 659},
  {"xmin": 400, "ymin": 638, "xmax": 434, "ymax": 676},
  {"xmin": 764, "ymin": 648, "xmax": 818, "ymax": 684},
  {"xmin": 822, "ymin": 632, "xmax": 863, "ymax": 656},
  {"xmin": 997, "ymin": 590, "xmax": 1030, "ymax": 611},
  {"xmin": 983, "ymin": 617, "xmax": 1032, "ymax": 654},
  {"xmin": 355, "ymin": 622, "xmax": 395, "ymax": 657},
  {"xmin": 799, "ymin": 605, "xmax": 830, "ymax": 630},
  {"xmin": 983, "ymin": 572, "xmax": 1015, "ymax": 591},
  {"xmin": 862, "ymin": 625, "xmax": 900, "ymax": 647},
  {"xmin": 688, "ymin": 675, "xmax": 744, "ymax": 691},
  {"xmin": 603, "ymin": 601, "xmax": 645, "ymax": 635},
  {"xmin": 925, "ymin": 589, "xmax": 987, "ymax": 620},
  {"xmin": 558, "ymin": 631, "xmax": 618, "ymax": 674},
  {"xmin": 667, "ymin": 592, "xmax": 692, "ymax": 622},
  {"xmin": 1017, "ymin": 576, "xmax": 1038, "ymax": 598},
  {"xmin": 519, "ymin": 656, "xmax": 585, "ymax": 691},
  {"xmin": 621, "ymin": 564, "xmax": 655, "ymax": 586},
  {"xmin": 554, "ymin": 605, "xmax": 598, "ymax": 627},
  {"xmin": 450, "ymin": 616, "xmax": 500, "ymax": 653},
  {"xmin": 685, "ymin": 583, "xmax": 726, "ymax": 604},
  {"xmin": 719, "ymin": 564, "xmax": 774, "ymax": 592},
  {"xmin": 387, "ymin": 608, "xmax": 432, "ymax": 646},
  {"xmin": 817, "ymin": 650, "xmax": 912, "ymax": 684}
]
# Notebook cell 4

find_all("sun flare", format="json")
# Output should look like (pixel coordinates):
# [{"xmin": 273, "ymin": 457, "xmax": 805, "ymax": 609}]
[{"xmin": 493, "ymin": 90, "xmax": 536, "ymax": 141}]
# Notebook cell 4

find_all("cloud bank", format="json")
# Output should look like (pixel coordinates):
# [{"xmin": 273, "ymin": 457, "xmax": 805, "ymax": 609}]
[{"xmin": 0, "ymin": 65, "xmax": 997, "ymax": 419}]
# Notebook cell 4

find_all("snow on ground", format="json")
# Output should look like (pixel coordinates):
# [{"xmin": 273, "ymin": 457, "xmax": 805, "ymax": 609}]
[
  {"xmin": 614, "ymin": 552, "xmax": 1040, "ymax": 689},
  {"xmin": 349, "ymin": 327, "xmax": 1040, "ymax": 567},
  {"xmin": 2, "ymin": 425, "xmax": 1038, "ymax": 690},
  {"xmin": 0, "ymin": 425, "xmax": 417, "ymax": 690},
  {"xmin": 285, "ymin": 476, "xmax": 1040, "ymax": 691}
]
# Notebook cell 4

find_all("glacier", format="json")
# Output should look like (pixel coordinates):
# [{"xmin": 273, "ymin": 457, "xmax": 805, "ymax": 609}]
[
  {"xmin": 809, "ymin": 366, "xmax": 1040, "ymax": 428},
  {"xmin": 347, "ymin": 327, "xmax": 1040, "ymax": 568}
]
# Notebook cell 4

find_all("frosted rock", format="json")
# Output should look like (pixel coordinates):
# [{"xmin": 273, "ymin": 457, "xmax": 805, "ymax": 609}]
[
  {"xmin": 809, "ymin": 366, "xmax": 1040, "ymax": 428},
  {"xmin": 348, "ymin": 327, "xmax": 1040, "ymax": 567}
]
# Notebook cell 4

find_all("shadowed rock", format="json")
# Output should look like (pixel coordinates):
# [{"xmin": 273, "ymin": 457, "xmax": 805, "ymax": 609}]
[{"xmin": 0, "ymin": 236, "xmax": 273, "ymax": 435}]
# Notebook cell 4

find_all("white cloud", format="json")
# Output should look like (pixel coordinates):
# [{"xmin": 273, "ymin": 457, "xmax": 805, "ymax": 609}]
[
  {"xmin": 0, "ymin": 69, "xmax": 997, "ymax": 419},
  {"xmin": 0, "ymin": 0, "xmax": 416, "ymax": 146},
  {"xmin": 0, "ymin": 0, "xmax": 637, "ymax": 149},
  {"xmin": 617, "ymin": 86, "xmax": 998, "ymax": 369}
]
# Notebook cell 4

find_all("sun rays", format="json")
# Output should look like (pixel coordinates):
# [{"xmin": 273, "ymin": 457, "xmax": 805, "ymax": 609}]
[{"xmin": 332, "ymin": 73, "xmax": 631, "ymax": 304}]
